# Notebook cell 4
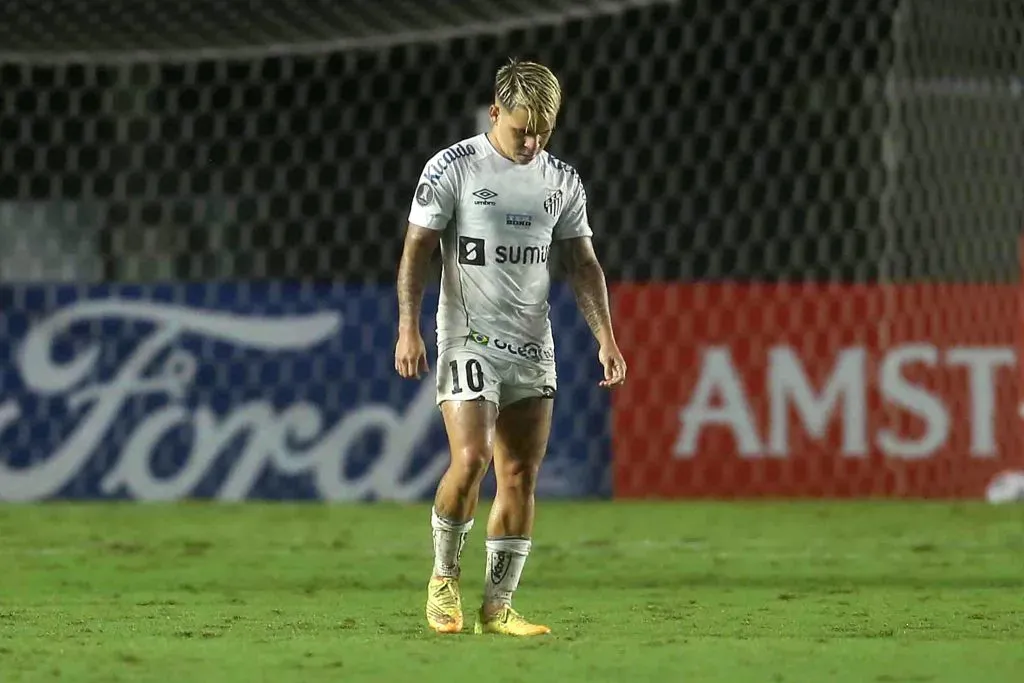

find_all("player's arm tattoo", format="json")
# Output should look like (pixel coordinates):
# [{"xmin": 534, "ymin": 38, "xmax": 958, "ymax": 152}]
[
  {"xmin": 561, "ymin": 237, "xmax": 616, "ymax": 347},
  {"xmin": 397, "ymin": 224, "xmax": 441, "ymax": 331}
]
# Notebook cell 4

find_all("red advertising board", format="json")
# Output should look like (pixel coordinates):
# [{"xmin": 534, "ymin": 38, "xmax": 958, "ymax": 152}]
[{"xmin": 611, "ymin": 283, "xmax": 1021, "ymax": 498}]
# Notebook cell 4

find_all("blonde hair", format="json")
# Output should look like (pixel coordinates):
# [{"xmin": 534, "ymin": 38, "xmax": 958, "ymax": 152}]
[{"xmin": 494, "ymin": 59, "xmax": 562, "ymax": 130}]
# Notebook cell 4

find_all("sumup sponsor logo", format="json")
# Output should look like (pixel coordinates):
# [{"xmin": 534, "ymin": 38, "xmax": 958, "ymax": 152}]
[
  {"xmin": 495, "ymin": 244, "xmax": 549, "ymax": 265},
  {"xmin": 0, "ymin": 299, "xmax": 448, "ymax": 502}
]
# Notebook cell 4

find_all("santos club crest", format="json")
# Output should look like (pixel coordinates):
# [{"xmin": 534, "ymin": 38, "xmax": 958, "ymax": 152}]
[{"xmin": 544, "ymin": 189, "xmax": 563, "ymax": 217}]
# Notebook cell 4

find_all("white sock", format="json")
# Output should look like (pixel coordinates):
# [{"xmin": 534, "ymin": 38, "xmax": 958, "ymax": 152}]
[
  {"xmin": 483, "ymin": 536, "xmax": 532, "ymax": 608},
  {"xmin": 431, "ymin": 507, "xmax": 474, "ymax": 578}
]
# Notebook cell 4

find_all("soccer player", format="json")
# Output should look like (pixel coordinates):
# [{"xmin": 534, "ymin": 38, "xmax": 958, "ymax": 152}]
[{"xmin": 394, "ymin": 59, "xmax": 626, "ymax": 636}]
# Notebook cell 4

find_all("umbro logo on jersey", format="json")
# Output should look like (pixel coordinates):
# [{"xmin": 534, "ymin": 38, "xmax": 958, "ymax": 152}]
[
  {"xmin": 544, "ymin": 189, "xmax": 564, "ymax": 217},
  {"xmin": 472, "ymin": 188, "xmax": 498, "ymax": 206},
  {"xmin": 458, "ymin": 236, "xmax": 486, "ymax": 266}
]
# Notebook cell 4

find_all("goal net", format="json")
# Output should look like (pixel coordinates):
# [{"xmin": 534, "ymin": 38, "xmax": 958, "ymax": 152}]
[{"xmin": 0, "ymin": 0, "xmax": 1021, "ymax": 502}]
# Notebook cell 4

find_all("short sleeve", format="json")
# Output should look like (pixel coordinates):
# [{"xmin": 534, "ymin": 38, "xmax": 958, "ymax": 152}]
[
  {"xmin": 407, "ymin": 152, "xmax": 461, "ymax": 231},
  {"xmin": 552, "ymin": 179, "xmax": 593, "ymax": 241}
]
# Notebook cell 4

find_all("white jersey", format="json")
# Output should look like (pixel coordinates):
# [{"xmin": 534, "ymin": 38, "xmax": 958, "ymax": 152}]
[{"xmin": 407, "ymin": 133, "xmax": 592, "ymax": 366}]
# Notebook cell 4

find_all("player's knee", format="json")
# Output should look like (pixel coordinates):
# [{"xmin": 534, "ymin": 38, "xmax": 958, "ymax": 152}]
[
  {"xmin": 496, "ymin": 458, "xmax": 540, "ymax": 495},
  {"xmin": 450, "ymin": 445, "xmax": 492, "ymax": 485}
]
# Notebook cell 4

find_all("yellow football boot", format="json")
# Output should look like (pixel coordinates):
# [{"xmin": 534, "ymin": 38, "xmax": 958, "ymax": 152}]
[
  {"xmin": 425, "ymin": 577, "xmax": 463, "ymax": 634},
  {"xmin": 473, "ymin": 606, "xmax": 551, "ymax": 636}
]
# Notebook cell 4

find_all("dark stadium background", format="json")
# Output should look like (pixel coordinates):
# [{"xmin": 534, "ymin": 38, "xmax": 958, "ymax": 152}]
[{"xmin": 2, "ymin": 0, "xmax": 1019, "ymax": 286}]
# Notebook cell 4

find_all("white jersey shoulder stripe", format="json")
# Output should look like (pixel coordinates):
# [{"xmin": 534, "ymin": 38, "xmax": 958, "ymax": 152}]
[{"xmin": 543, "ymin": 152, "xmax": 580, "ymax": 182}]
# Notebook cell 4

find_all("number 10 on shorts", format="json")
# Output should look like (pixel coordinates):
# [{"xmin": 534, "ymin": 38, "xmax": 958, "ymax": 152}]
[{"xmin": 449, "ymin": 358, "xmax": 485, "ymax": 394}]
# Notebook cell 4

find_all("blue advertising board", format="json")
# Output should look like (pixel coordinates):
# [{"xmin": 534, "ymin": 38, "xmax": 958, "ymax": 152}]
[{"xmin": 0, "ymin": 283, "xmax": 610, "ymax": 501}]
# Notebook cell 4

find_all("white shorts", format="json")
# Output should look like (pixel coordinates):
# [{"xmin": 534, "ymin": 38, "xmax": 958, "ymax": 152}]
[{"xmin": 435, "ymin": 341, "xmax": 557, "ymax": 410}]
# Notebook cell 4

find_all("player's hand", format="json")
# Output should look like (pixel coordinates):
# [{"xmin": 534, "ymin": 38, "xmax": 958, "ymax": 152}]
[
  {"xmin": 598, "ymin": 343, "xmax": 626, "ymax": 388},
  {"xmin": 395, "ymin": 328, "xmax": 429, "ymax": 379}
]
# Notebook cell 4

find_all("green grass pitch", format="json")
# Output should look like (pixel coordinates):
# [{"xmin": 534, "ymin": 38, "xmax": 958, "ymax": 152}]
[{"xmin": 1, "ymin": 501, "xmax": 1022, "ymax": 682}]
